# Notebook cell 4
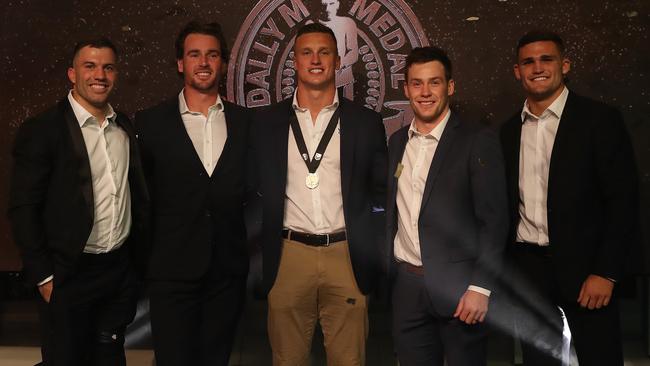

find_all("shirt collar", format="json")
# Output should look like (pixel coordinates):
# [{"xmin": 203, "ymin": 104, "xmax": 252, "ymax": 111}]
[
  {"xmin": 408, "ymin": 108, "xmax": 451, "ymax": 141},
  {"xmin": 520, "ymin": 86, "xmax": 569, "ymax": 122},
  {"xmin": 67, "ymin": 90, "xmax": 116, "ymax": 127},
  {"xmin": 291, "ymin": 88, "xmax": 340, "ymax": 113},
  {"xmin": 178, "ymin": 89, "xmax": 224, "ymax": 115}
]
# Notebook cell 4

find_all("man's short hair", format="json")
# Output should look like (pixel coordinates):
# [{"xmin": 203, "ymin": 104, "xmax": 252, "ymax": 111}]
[
  {"xmin": 405, "ymin": 46, "xmax": 453, "ymax": 81},
  {"xmin": 294, "ymin": 23, "xmax": 337, "ymax": 47},
  {"xmin": 175, "ymin": 21, "xmax": 229, "ymax": 62},
  {"xmin": 71, "ymin": 37, "xmax": 118, "ymax": 65},
  {"xmin": 516, "ymin": 30, "xmax": 565, "ymax": 57}
]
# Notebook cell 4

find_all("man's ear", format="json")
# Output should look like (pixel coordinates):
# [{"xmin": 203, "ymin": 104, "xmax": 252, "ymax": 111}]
[
  {"xmin": 177, "ymin": 59, "xmax": 184, "ymax": 74},
  {"xmin": 561, "ymin": 58, "xmax": 571, "ymax": 77},
  {"xmin": 447, "ymin": 79, "xmax": 455, "ymax": 97},
  {"xmin": 513, "ymin": 64, "xmax": 521, "ymax": 81},
  {"xmin": 67, "ymin": 67, "xmax": 76, "ymax": 84}
]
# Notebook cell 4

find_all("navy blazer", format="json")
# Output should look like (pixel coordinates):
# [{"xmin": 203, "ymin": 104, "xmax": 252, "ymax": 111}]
[
  {"xmin": 500, "ymin": 91, "xmax": 638, "ymax": 302},
  {"xmin": 250, "ymin": 97, "xmax": 388, "ymax": 295},
  {"xmin": 386, "ymin": 112, "xmax": 508, "ymax": 317},
  {"xmin": 9, "ymin": 99, "xmax": 149, "ymax": 286}
]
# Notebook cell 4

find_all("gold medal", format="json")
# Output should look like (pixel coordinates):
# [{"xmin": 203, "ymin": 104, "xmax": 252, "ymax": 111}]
[{"xmin": 305, "ymin": 172, "xmax": 319, "ymax": 189}]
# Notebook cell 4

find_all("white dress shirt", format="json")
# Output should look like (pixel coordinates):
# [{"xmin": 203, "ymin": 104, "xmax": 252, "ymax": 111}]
[
  {"xmin": 517, "ymin": 87, "xmax": 569, "ymax": 245},
  {"xmin": 393, "ymin": 110, "xmax": 490, "ymax": 297},
  {"xmin": 283, "ymin": 90, "xmax": 345, "ymax": 234},
  {"xmin": 68, "ymin": 91, "xmax": 131, "ymax": 254},
  {"xmin": 178, "ymin": 90, "xmax": 227, "ymax": 176}
]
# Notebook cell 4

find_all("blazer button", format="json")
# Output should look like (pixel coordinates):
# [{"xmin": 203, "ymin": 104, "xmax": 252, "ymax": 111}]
[{"xmin": 205, "ymin": 211, "xmax": 211, "ymax": 217}]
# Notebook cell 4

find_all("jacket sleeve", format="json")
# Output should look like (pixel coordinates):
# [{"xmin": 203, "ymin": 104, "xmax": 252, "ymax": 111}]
[
  {"xmin": 592, "ymin": 107, "xmax": 638, "ymax": 281},
  {"xmin": 8, "ymin": 118, "xmax": 56, "ymax": 287},
  {"xmin": 469, "ymin": 125, "xmax": 509, "ymax": 291}
]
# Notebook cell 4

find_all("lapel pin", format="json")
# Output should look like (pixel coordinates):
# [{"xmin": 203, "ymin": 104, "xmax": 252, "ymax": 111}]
[{"xmin": 394, "ymin": 162, "xmax": 404, "ymax": 178}]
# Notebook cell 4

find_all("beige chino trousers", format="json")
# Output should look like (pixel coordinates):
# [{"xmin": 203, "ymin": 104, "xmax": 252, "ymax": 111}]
[{"xmin": 268, "ymin": 239, "xmax": 368, "ymax": 366}]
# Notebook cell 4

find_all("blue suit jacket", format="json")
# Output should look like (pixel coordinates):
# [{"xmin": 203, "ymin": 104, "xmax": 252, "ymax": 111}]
[{"xmin": 386, "ymin": 111, "xmax": 508, "ymax": 316}]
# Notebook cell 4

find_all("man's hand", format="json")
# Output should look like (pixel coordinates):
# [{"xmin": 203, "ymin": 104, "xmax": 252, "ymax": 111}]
[
  {"xmin": 38, "ymin": 280, "xmax": 53, "ymax": 303},
  {"xmin": 577, "ymin": 274, "xmax": 614, "ymax": 309},
  {"xmin": 453, "ymin": 290, "xmax": 489, "ymax": 324}
]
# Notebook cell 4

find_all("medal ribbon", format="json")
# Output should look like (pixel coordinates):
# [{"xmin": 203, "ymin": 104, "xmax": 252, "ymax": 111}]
[{"xmin": 289, "ymin": 106, "xmax": 341, "ymax": 174}]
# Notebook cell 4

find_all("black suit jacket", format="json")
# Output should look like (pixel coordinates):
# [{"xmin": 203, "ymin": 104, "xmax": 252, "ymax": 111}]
[
  {"xmin": 8, "ymin": 99, "xmax": 149, "ymax": 287},
  {"xmin": 386, "ymin": 112, "xmax": 508, "ymax": 317},
  {"xmin": 500, "ymin": 91, "xmax": 638, "ymax": 301},
  {"xmin": 135, "ymin": 97, "xmax": 250, "ymax": 281},
  {"xmin": 250, "ymin": 97, "xmax": 387, "ymax": 295}
]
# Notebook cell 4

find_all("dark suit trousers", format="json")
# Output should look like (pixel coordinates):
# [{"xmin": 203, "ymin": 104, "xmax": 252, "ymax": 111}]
[
  {"xmin": 392, "ymin": 264, "xmax": 487, "ymax": 366},
  {"xmin": 148, "ymin": 259, "xmax": 246, "ymax": 366},
  {"xmin": 509, "ymin": 244, "xmax": 623, "ymax": 366},
  {"xmin": 38, "ymin": 247, "xmax": 137, "ymax": 366}
]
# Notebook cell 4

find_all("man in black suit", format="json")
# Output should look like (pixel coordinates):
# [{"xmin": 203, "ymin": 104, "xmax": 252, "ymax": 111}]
[
  {"xmin": 386, "ymin": 47, "xmax": 508, "ymax": 366},
  {"xmin": 500, "ymin": 30, "xmax": 638, "ymax": 366},
  {"xmin": 250, "ymin": 23, "xmax": 387, "ymax": 365},
  {"xmin": 8, "ymin": 38, "xmax": 148, "ymax": 366},
  {"xmin": 134, "ymin": 21, "xmax": 250, "ymax": 366}
]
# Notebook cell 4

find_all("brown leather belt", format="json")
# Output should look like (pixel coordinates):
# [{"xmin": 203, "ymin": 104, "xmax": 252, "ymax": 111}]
[
  {"xmin": 282, "ymin": 229, "xmax": 346, "ymax": 247},
  {"xmin": 399, "ymin": 262, "xmax": 424, "ymax": 276}
]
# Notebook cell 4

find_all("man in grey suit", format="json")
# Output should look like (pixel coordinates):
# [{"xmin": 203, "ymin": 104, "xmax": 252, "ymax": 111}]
[{"xmin": 386, "ymin": 46, "xmax": 508, "ymax": 366}]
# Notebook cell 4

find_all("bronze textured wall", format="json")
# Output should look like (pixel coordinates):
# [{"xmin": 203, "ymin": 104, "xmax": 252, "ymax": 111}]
[{"xmin": 1, "ymin": 0, "xmax": 648, "ymax": 271}]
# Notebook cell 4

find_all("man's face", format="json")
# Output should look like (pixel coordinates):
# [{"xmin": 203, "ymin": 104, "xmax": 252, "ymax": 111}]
[
  {"xmin": 322, "ymin": 0, "xmax": 339, "ymax": 18},
  {"xmin": 67, "ymin": 46, "xmax": 117, "ymax": 109},
  {"xmin": 177, "ymin": 33, "xmax": 224, "ymax": 93},
  {"xmin": 404, "ymin": 60, "xmax": 454, "ymax": 125},
  {"xmin": 514, "ymin": 40, "xmax": 570, "ymax": 102},
  {"xmin": 294, "ymin": 32, "xmax": 340, "ymax": 92}
]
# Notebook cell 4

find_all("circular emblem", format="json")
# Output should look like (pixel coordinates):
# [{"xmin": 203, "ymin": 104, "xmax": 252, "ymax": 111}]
[
  {"xmin": 228, "ymin": 0, "xmax": 429, "ymax": 136},
  {"xmin": 305, "ymin": 172, "xmax": 320, "ymax": 189}
]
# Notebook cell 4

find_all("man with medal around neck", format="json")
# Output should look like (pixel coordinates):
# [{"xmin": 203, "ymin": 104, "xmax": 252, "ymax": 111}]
[
  {"xmin": 135, "ymin": 21, "xmax": 250, "ymax": 365},
  {"xmin": 249, "ymin": 22, "xmax": 387, "ymax": 365},
  {"xmin": 385, "ymin": 47, "xmax": 508, "ymax": 366}
]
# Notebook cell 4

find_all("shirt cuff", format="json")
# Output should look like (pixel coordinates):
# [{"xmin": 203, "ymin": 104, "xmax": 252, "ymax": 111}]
[
  {"xmin": 468, "ymin": 285, "xmax": 491, "ymax": 297},
  {"xmin": 37, "ymin": 275, "xmax": 54, "ymax": 286}
]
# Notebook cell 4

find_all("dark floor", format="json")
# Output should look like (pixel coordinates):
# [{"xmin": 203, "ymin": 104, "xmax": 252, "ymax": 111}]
[{"xmin": 1, "ymin": 277, "xmax": 648, "ymax": 366}]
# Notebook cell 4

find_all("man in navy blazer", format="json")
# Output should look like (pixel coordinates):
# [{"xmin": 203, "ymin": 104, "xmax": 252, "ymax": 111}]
[
  {"xmin": 500, "ymin": 30, "xmax": 638, "ymax": 366},
  {"xmin": 250, "ymin": 23, "xmax": 387, "ymax": 365},
  {"xmin": 135, "ymin": 21, "xmax": 250, "ymax": 366},
  {"xmin": 9, "ymin": 38, "xmax": 148, "ymax": 366},
  {"xmin": 386, "ymin": 47, "xmax": 508, "ymax": 366}
]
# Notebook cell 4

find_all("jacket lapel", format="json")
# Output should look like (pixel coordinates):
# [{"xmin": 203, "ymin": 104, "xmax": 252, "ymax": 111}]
[
  {"xmin": 419, "ymin": 112, "xmax": 460, "ymax": 212},
  {"xmin": 548, "ymin": 91, "xmax": 576, "ymax": 191},
  {"xmin": 210, "ymin": 101, "xmax": 235, "ymax": 177},
  {"xmin": 389, "ymin": 128, "xmax": 408, "ymax": 213},
  {"xmin": 339, "ymin": 99, "xmax": 355, "ymax": 210},
  {"xmin": 503, "ymin": 114, "xmax": 522, "ymax": 213},
  {"xmin": 168, "ymin": 99, "xmax": 208, "ymax": 176},
  {"xmin": 61, "ymin": 100, "xmax": 94, "ymax": 220},
  {"xmin": 114, "ymin": 114, "xmax": 149, "ymax": 202}
]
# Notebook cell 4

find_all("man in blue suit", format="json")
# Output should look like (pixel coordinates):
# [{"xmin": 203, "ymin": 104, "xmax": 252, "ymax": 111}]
[{"xmin": 386, "ymin": 46, "xmax": 508, "ymax": 366}]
